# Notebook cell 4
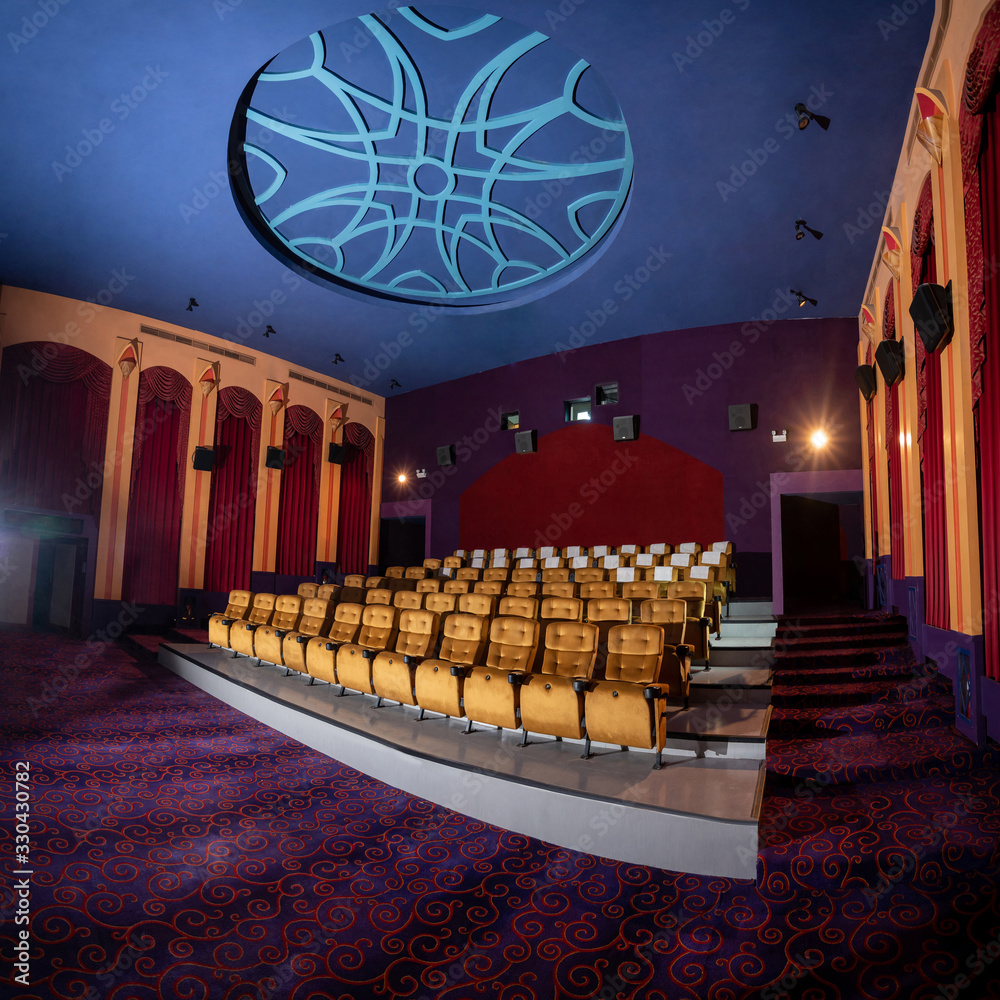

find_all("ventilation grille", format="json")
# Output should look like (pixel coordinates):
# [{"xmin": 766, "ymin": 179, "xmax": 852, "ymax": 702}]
[
  {"xmin": 289, "ymin": 369, "xmax": 373, "ymax": 406},
  {"xmin": 139, "ymin": 325, "xmax": 256, "ymax": 364}
]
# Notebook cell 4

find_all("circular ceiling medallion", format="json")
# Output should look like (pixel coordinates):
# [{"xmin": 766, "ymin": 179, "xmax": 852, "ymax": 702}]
[{"xmin": 229, "ymin": 6, "xmax": 633, "ymax": 310}]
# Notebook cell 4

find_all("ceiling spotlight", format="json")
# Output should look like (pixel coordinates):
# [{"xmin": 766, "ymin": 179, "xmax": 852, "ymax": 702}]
[
  {"xmin": 795, "ymin": 219, "xmax": 823, "ymax": 241},
  {"xmin": 389, "ymin": 379, "xmax": 401, "ymax": 389},
  {"xmin": 795, "ymin": 103, "xmax": 831, "ymax": 131},
  {"xmin": 397, "ymin": 473, "xmax": 407, "ymax": 483},
  {"xmin": 810, "ymin": 429, "xmax": 829, "ymax": 449},
  {"xmin": 790, "ymin": 289, "xmax": 817, "ymax": 307},
  {"xmin": 332, "ymin": 353, "xmax": 345, "ymax": 365},
  {"xmin": 186, "ymin": 297, "xmax": 199, "ymax": 311},
  {"xmin": 264, "ymin": 325, "xmax": 276, "ymax": 337}
]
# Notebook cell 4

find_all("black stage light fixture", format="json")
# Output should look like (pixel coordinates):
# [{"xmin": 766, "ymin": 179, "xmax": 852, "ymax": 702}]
[
  {"xmin": 264, "ymin": 325, "xmax": 276, "ymax": 338},
  {"xmin": 854, "ymin": 364, "xmax": 878, "ymax": 402},
  {"xmin": 795, "ymin": 102, "xmax": 831, "ymax": 131},
  {"xmin": 186, "ymin": 297, "xmax": 199, "ymax": 311},
  {"xmin": 389, "ymin": 379, "xmax": 401, "ymax": 389},
  {"xmin": 874, "ymin": 340, "xmax": 905, "ymax": 387},
  {"xmin": 332, "ymin": 353, "xmax": 345, "ymax": 364},
  {"xmin": 795, "ymin": 218, "xmax": 823, "ymax": 240},
  {"xmin": 909, "ymin": 280, "xmax": 954, "ymax": 352},
  {"xmin": 265, "ymin": 446, "xmax": 285, "ymax": 470},
  {"xmin": 791, "ymin": 289, "xmax": 818, "ymax": 307},
  {"xmin": 192, "ymin": 446, "xmax": 215, "ymax": 471}
]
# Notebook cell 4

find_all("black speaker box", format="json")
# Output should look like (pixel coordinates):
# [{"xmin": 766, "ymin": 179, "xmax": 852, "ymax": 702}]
[
  {"xmin": 265, "ymin": 446, "xmax": 285, "ymax": 470},
  {"xmin": 909, "ymin": 280, "xmax": 953, "ymax": 352},
  {"xmin": 854, "ymin": 364, "xmax": 878, "ymax": 402},
  {"xmin": 514, "ymin": 430, "xmax": 537, "ymax": 454},
  {"xmin": 874, "ymin": 339, "xmax": 905, "ymax": 387},
  {"xmin": 612, "ymin": 415, "xmax": 639, "ymax": 441},
  {"xmin": 728, "ymin": 403, "xmax": 758, "ymax": 431},
  {"xmin": 192, "ymin": 446, "xmax": 214, "ymax": 471},
  {"xmin": 436, "ymin": 445, "xmax": 456, "ymax": 467},
  {"xmin": 328, "ymin": 442, "xmax": 345, "ymax": 464}
]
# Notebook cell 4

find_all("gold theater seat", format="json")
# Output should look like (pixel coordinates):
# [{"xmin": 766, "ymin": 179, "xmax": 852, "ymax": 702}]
[
  {"xmin": 413, "ymin": 613, "xmax": 490, "ymax": 720},
  {"xmin": 518, "ymin": 620, "xmax": 599, "ymax": 745},
  {"xmin": 579, "ymin": 581, "xmax": 615, "ymax": 601},
  {"xmin": 251, "ymin": 594, "xmax": 304, "ymax": 665},
  {"xmin": 639, "ymin": 599, "xmax": 693, "ymax": 707},
  {"xmin": 384, "ymin": 566, "xmax": 405, "ymax": 578},
  {"xmin": 497, "ymin": 595, "xmax": 539, "ymax": 620},
  {"xmin": 297, "ymin": 582, "xmax": 319, "ymax": 600},
  {"xmin": 305, "ymin": 603, "xmax": 364, "ymax": 684},
  {"xmin": 273, "ymin": 598, "xmax": 333, "ymax": 676},
  {"xmin": 371, "ymin": 608, "xmax": 442, "ymax": 708},
  {"xmin": 506, "ymin": 581, "xmax": 540, "ymax": 598},
  {"xmin": 585, "ymin": 597, "xmax": 631, "ymax": 678},
  {"xmin": 415, "ymin": 578, "xmax": 441, "ymax": 594},
  {"xmin": 208, "ymin": 590, "xmax": 253, "ymax": 648},
  {"xmin": 581, "ymin": 624, "xmax": 669, "ymax": 770},
  {"xmin": 228, "ymin": 593, "xmax": 277, "ymax": 657},
  {"xmin": 334, "ymin": 604, "xmax": 399, "ymax": 695},
  {"xmin": 666, "ymin": 581, "xmax": 712, "ymax": 663}
]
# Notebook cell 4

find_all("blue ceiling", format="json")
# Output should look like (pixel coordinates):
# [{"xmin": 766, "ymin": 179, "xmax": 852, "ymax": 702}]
[{"xmin": 0, "ymin": 0, "xmax": 933, "ymax": 395}]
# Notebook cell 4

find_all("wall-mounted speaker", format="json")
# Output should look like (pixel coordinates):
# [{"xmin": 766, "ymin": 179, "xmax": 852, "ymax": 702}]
[
  {"xmin": 514, "ymin": 430, "xmax": 537, "ymax": 454},
  {"xmin": 909, "ymin": 280, "xmax": 953, "ymax": 352},
  {"xmin": 436, "ymin": 445, "xmax": 456, "ymax": 467},
  {"xmin": 265, "ymin": 446, "xmax": 285, "ymax": 470},
  {"xmin": 874, "ymin": 339, "xmax": 905, "ymax": 387},
  {"xmin": 854, "ymin": 364, "xmax": 878, "ymax": 402},
  {"xmin": 728, "ymin": 403, "xmax": 758, "ymax": 431},
  {"xmin": 192, "ymin": 446, "xmax": 214, "ymax": 471},
  {"xmin": 328, "ymin": 442, "xmax": 345, "ymax": 464},
  {"xmin": 612, "ymin": 415, "xmax": 639, "ymax": 441}
]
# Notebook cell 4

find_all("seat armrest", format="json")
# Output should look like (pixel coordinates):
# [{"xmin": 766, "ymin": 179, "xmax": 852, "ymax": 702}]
[
  {"xmin": 403, "ymin": 655, "xmax": 421, "ymax": 666},
  {"xmin": 643, "ymin": 685, "xmax": 662, "ymax": 701},
  {"xmin": 676, "ymin": 644, "xmax": 692, "ymax": 658},
  {"xmin": 507, "ymin": 671, "xmax": 528, "ymax": 686},
  {"xmin": 295, "ymin": 634, "xmax": 309, "ymax": 643},
  {"xmin": 220, "ymin": 617, "xmax": 236, "ymax": 626},
  {"xmin": 699, "ymin": 617, "xmax": 711, "ymax": 627},
  {"xmin": 246, "ymin": 623, "xmax": 259, "ymax": 631},
  {"xmin": 572, "ymin": 679, "xmax": 592, "ymax": 694},
  {"xmin": 362, "ymin": 648, "xmax": 377, "ymax": 660},
  {"xmin": 325, "ymin": 641, "xmax": 341, "ymax": 651},
  {"xmin": 274, "ymin": 629, "xmax": 288, "ymax": 639},
  {"xmin": 449, "ymin": 665, "xmax": 471, "ymax": 677}
]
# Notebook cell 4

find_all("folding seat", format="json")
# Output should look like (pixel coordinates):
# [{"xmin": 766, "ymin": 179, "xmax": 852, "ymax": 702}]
[
  {"xmin": 506, "ymin": 581, "xmax": 540, "ymax": 598},
  {"xmin": 579, "ymin": 581, "xmax": 615, "ymax": 601},
  {"xmin": 415, "ymin": 578, "xmax": 441, "ymax": 594},
  {"xmin": 638, "ymin": 599, "xmax": 693, "ymax": 707},
  {"xmin": 393, "ymin": 590, "xmax": 423, "ymax": 612},
  {"xmin": 513, "ymin": 547, "xmax": 535, "ymax": 561},
  {"xmin": 699, "ymin": 548, "xmax": 734, "ymax": 602},
  {"xmin": 668, "ymin": 552, "xmax": 695, "ymax": 581},
  {"xmin": 618, "ymin": 544, "xmax": 640, "ymax": 557},
  {"xmin": 665, "ymin": 581, "xmax": 712, "ymax": 662},
  {"xmin": 274, "ymin": 598, "xmax": 334, "ymax": 676},
  {"xmin": 208, "ymin": 590, "xmax": 254, "ymax": 648},
  {"xmin": 474, "ymin": 580, "xmax": 504, "ymax": 596},
  {"xmin": 622, "ymin": 580, "xmax": 662, "ymax": 618},
  {"xmin": 518, "ymin": 621, "xmax": 599, "ymax": 744},
  {"xmin": 228, "ymin": 593, "xmax": 277, "ymax": 657},
  {"xmin": 457, "ymin": 591, "xmax": 496, "ymax": 620},
  {"xmin": 403, "ymin": 565, "xmax": 428, "ymax": 580},
  {"xmin": 564, "ymin": 545, "xmax": 588, "ymax": 559},
  {"xmin": 470, "ymin": 548, "xmax": 488, "ymax": 561},
  {"xmin": 469, "ymin": 556, "xmax": 487, "ymax": 571},
  {"xmin": 632, "ymin": 553, "xmax": 658, "ymax": 579},
  {"xmin": 452, "ymin": 616, "xmax": 541, "ymax": 733},
  {"xmin": 611, "ymin": 566, "xmax": 636, "ymax": 586},
  {"xmin": 333, "ymin": 604, "xmax": 400, "ymax": 695},
  {"xmin": 538, "ymin": 595, "xmax": 584, "ymax": 647},
  {"xmin": 590, "ymin": 545, "xmax": 611, "ymax": 560},
  {"xmin": 677, "ymin": 542, "xmax": 703, "ymax": 557},
  {"xmin": 585, "ymin": 597, "xmax": 631, "ymax": 678},
  {"xmin": 541, "ymin": 581, "xmax": 576, "ymax": 599},
  {"xmin": 646, "ymin": 543, "xmax": 671, "ymax": 557},
  {"xmin": 317, "ymin": 583, "xmax": 340, "ymax": 604},
  {"xmin": 490, "ymin": 548, "xmax": 511, "ymax": 566},
  {"xmin": 384, "ymin": 566, "xmax": 405, "ymax": 579},
  {"xmin": 537, "ymin": 546, "xmax": 560, "ymax": 559},
  {"xmin": 514, "ymin": 558, "xmax": 539, "ymax": 571},
  {"xmin": 574, "ymin": 567, "xmax": 605, "ymax": 584},
  {"xmin": 443, "ymin": 579, "xmax": 471, "ymax": 595},
  {"xmin": 423, "ymin": 591, "xmax": 457, "ymax": 625},
  {"xmin": 423, "ymin": 558, "xmax": 443, "ymax": 572},
  {"xmin": 568, "ymin": 555, "xmax": 591, "ymax": 572},
  {"xmin": 511, "ymin": 568, "xmax": 539, "ymax": 583},
  {"xmin": 250, "ymin": 594, "xmax": 304, "ymax": 666},
  {"xmin": 344, "ymin": 574, "xmax": 366, "ymax": 588},
  {"xmin": 371, "ymin": 608, "xmax": 442, "ymax": 707},
  {"xmin": 688, "ymin": 563, "xmax": 723, "ymax": 635},
  {"xmin": 709, "ymin": 540, "xmax": 733, "ymax": 557},
  {"xmin": 339, "ymin": 585, "xmax": 367, "ymax": 605},
  {"xmin": 455, "ymin": 566, "xmax": 481, "ymax": 582},
  {"xmin": 305, "ymin": 603, "xmax": 364, "ymax": 683},
  {"xmin": 365, "ymin": 587, "xmax": 393, "ymax": 606},
  {"xmin": 297, "ymin": 582, "xmax": 319, "ymax": 600},
  {"xmin": 413, "ymin": 613, "xmax": 491, "ymax": 719},
  {"xmin": 443, "ymin": 556, "xmax": 463, "ymax": 570},
  {"xmin": 497, "ymin": 595, "xmax": 539, "ymax": 620},
  {"xmin": 597, "ymin": 555, "xmax": 621, "ymax": 575},
  {"xmin": 452, "ymin": 549, "xmax": 468, "ymax": 561},
  {"xmin": 580, "ymin": 624, "xmax": 669, "ymax": 769},
  {"xmin": 541, "ymin": 566, "xmax": 570, "ymax": 582},
  {"xmin": 365, "ymin": 576, "xmax": 388, "ymax": 589},
  {"xmin": 482, "ymin": 567, "xmax": 510, "ymax": 585}
]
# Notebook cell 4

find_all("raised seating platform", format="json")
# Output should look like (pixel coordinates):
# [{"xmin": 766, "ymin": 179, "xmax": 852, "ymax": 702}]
[{"xmin": 158, "ymin": 641, "xmax": 767, "ymax": 879}]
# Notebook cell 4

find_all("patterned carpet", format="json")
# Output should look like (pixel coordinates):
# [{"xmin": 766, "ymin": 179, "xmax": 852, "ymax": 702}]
[{"xmin": 1, "ymin": 614, "xmax": 999, "ymax": 1000}]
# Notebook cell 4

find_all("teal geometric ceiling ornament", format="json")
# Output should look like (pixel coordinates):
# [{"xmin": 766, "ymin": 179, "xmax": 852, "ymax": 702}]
[{"xmin": 229, "ymin": 6, "xmax": 633, "ymax": 310}]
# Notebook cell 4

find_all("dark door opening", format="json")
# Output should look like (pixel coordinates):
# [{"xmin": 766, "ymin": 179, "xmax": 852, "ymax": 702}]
[{"xmin": 378, "ymin": 516, "xmax": 426, "ymax": 571}]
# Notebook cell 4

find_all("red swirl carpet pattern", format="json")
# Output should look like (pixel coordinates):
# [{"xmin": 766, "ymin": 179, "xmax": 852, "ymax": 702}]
[{"xmin": 1, "ymin": 614, "xmax": 999, "ymax": 999}]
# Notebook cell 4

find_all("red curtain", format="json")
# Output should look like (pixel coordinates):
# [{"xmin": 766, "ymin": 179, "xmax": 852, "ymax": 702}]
[
  {"xmin": 122, "ymin": 367, "xmax": 191, "ymax": 605},
  {"xmin": 204, "ymin": 387, "xmax": 262, "ymax": 591},
  {"xmin": 0, "ymin": 342, "xmax": 111, "ymax": 516},
  {"xmin": 337, "ymin": 422, "xmax": 375, "ymax": 576},
  {"xmin": 883, "ymin": 286, "xmax": 905, "ymax": 581},
  {"xmin": 962, "ymin": 5, "xmax": 1000, "ymax": 682},
  {"xmin": 275, "ymin": 404, "xmax": 322, "ymax": 576},
  {"xmin": 910, "ymin": 178, "xmax": 949, "ymax": 630}
]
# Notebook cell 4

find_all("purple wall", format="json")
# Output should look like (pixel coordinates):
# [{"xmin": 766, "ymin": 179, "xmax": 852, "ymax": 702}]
[{"xmin": 382, "ymin": 317, "xmax": 862, "ymax": 596}]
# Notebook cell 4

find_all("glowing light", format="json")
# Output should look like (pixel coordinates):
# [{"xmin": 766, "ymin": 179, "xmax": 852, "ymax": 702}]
[
  {"xmin": 397, "ymin": 473, "xmax": 407, "ymax": 483},
  {"xmin": 810, "ymin": 429, "xmax": 829, "ymax": 449}
]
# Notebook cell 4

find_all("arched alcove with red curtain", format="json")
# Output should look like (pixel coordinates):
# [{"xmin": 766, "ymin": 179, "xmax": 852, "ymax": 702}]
[
  {"xmin": 337, "ymin": 422, "xmax": 375, "ymax": 575},
  {"xmin": 122, "ymin": 367, "xmax": 191, "ymax": 605},
  {"xmin": 865, "ymin": 341, "xmax": 879, "ymax": 571},
  {"xmin": 460, "ymin": 424, "xmax": 723, "ymax": 549},
  {"xmin": 275, "ymin": 404, "xmax": 322, "ymax": 577},
  {"xmin": 0, "ymin": 342, "xmax": 111, "ymax": 515},
  {"xmin": 883, "ymin": 283, "xmax": 905, "ymax": 582},
  {"xmin": 961, "ymin": 1, "xmax": 1000, "ymax": 683},
  {"xmin": 911, "ymin": 175, "xmax": 949, "ymax": 629},
  {"xmin": 203, "ymin": 386, "xmax": 261, "ymax": 591}
]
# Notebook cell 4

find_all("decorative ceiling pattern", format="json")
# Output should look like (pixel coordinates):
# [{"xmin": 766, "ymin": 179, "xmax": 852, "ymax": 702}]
[{"xmin": 231, "ymin": 6, "xmax": 632, "ymax": 309}]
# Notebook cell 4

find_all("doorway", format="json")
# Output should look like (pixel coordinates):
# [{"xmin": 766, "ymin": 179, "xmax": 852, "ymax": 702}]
[{"xmin": 378, "ymin": 516, "xmax": 426, "ymax": 571}]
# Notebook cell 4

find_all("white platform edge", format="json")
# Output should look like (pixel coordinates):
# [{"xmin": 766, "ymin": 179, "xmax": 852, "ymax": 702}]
[{"xmin": 158, "ymin": 644, "xmax": 759, "ymax": 880}]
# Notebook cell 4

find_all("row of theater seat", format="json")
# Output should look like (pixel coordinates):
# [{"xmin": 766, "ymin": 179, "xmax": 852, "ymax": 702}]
[{"xmin": 207, "ymin": 586, "xmax": 705, "ymax": 769}]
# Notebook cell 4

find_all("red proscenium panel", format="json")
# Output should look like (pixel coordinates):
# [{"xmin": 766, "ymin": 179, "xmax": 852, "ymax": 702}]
[{"xmin": 459, "ymin": 424, "xmax": 724, "ymax": 549}]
